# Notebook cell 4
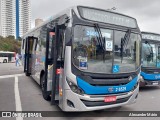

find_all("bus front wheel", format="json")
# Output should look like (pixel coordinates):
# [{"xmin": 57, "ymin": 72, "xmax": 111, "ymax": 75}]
[
  {"xmin": 41, "ymin": 75, "xmax": 51, "ymax": 101},
  {"xmin": 3, "ymin": 59, "xmax": 7, "ymax": 63}
]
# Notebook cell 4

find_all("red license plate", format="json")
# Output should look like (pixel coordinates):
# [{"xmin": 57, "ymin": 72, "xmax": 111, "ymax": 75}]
[{"xmin": 104, "ymin": 96, "xmax": 117, "ymax": 103}]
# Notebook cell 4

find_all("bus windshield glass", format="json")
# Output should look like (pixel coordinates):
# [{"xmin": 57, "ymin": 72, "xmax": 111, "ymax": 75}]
[
  {"xmin": 73, "ymin": 25, "xmax": 141, "ymax": 74},
  {"xmin": 142, "ymin": 41, "xmax": 160, "ymax": 68}
]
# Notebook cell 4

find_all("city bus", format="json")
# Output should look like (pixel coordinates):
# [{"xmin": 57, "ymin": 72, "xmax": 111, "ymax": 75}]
[
  {"xmin": 140, "ymin": 32, "xmax": 160, "ymax": 86},
  {"xmin": 0, "ymin": 51, "xmax": 16, "ymax": 63},
  {"xmin": 21, "ymin": 6, "xmax": 141, "ymax": 111}
]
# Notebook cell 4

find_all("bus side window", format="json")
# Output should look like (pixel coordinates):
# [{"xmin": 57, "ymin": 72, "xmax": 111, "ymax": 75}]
[
  {"xmin": 158, "ymin": 46, "xmax": 160, "ymax": 60},
  {"xmin": 34, "ymin": 38, "xmax": 38, "ymax": 51},
  {"xmin": 48, "ymin": 32, "xmax": 55, "ymax": 59},
  {"xmin": 57, "ymin": 29, "xmax": 65, "ymax": 67}
]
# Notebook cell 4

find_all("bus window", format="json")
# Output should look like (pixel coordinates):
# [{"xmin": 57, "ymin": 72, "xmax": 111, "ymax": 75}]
[
  {"xmin": 58, "ymin": 30, "xmax": 64, "ymax": 60},
  {"xmin": 33, "ymin": 38, "xmax": 38, "ymax": 51},
  {"xmin": 48, "ymin": 32, "xmax": 55, "ymax": 59},
  {"xmin": 157, "ymin": 46, "xmax": 160, "ymax": 62},
  {"xmin": 29, "ymin": 38, "xmax": 34, "ymax": 53},
  {"xmin": 22, "ymin": 39, "xmax": 25, "ymax": 49}
]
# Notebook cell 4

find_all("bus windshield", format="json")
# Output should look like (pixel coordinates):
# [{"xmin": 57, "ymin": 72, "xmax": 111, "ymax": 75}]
[
  {"xmin": 73, "ymin": 25, "xmax": 141, "ymax": 74},
  {"xmin": 142, "ymin": 41, "xmax": 160, "ymax": 68}
]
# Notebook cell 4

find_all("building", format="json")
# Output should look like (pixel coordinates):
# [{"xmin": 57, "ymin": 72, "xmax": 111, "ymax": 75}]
[
  {"xmin": 0, "ymin": 0, "xmax": 31, "ymax": 38},
  {"xmin": 18, "ymin": 0, "xmax": 31, "ymax": 37},
  {"xmin": 0, "ymin": 0, "xmax": 16, "ymax": 37},
  {"xmin": 35, "ymin": 18, "xmax": 43, "ymax": 27}
]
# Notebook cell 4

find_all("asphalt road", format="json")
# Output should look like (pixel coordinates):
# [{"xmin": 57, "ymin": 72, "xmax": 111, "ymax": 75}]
[
  {"xmin": 0, "ymin": 63, "xmax": 23, "ymax": 76},
  {"xmin": 0, "ymin": 63, "xmax": 160, "ymax": 120}
]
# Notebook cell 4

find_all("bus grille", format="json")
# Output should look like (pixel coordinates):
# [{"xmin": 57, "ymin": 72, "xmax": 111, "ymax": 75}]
[{"xmin": 142, "ymin": 68, "xmax": 160, "ymax": 74}]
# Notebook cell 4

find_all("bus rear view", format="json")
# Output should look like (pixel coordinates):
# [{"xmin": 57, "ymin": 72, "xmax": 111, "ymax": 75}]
[
  {"xmin": 22, "ymin": 6, "xmax": 141, "ymax": 111},
  {"xmin": 140, "ymin": 32, "xmax": 160, "ymax": 86}
]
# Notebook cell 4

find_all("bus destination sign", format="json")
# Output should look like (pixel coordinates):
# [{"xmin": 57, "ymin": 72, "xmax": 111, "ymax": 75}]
[
  {"xmin": 78, "ymin": 7, "xmax": 137, "ymax": 28},
  {"xmin": 142, "ymin": 33, "xmax": 160, "ymax": 41}
]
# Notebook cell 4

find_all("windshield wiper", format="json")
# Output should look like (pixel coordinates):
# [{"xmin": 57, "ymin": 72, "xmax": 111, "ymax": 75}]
[
  {"xmin": 94, "ymin": 24, "xmax": 106, "ymax": 62},
  {"xmin": 94, "ymin": 24, "xmax": 105, "ymax": 50},
  {"xmin": 120, "ymin": 29, "xmax": 131, "ymax": 63}
]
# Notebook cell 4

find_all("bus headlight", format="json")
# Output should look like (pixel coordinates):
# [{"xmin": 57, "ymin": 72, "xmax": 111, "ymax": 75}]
[{"xmin": 67, "ymin": 79, "xmax": 85, "ymax": 95}]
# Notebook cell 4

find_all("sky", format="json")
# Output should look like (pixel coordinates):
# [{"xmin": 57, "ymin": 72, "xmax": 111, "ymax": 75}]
[{"xmin": 31, "ymin": 0, "xmax": 160, "ymax": 33}]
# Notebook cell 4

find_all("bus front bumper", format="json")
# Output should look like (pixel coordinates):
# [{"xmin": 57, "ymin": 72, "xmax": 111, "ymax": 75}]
[
  {"xmin": 139, "ymin": 76, "xmax": 160, "ymax": 86},
  {"xmin": 62, "ymin": 84, "xmax": 139, "ymax": 112}
]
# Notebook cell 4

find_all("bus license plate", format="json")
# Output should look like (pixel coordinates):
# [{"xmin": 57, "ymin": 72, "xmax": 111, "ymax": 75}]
[
  {"xmin": 152, "ymin": 82, "xmax": 159, "ymax": 85},
  {"xmin": 104, "ymin": 96, "xmax": 117, "ymax": 103}
]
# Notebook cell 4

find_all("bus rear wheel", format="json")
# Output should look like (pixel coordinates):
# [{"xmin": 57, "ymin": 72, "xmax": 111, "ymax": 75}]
[
  {"xmin": 41, "ymin": 74, "xmax": 51, "ymax": 101},
  {"xmin": 3, "ymin": 59, "xmax": 7, "ymax": 63},
  {"xmin": 25, "ymin": 72, "xmax": 30, "ymax": 76}
]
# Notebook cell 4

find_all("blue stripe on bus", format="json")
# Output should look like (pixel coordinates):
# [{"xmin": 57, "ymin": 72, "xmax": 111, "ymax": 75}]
[
  {"xmin": 77, "ymin": 76, "xmax": 138, "ymax": 95},
  {"xmin": 141, "ymin": 72, "xmax": 160, "ymax": 81}
]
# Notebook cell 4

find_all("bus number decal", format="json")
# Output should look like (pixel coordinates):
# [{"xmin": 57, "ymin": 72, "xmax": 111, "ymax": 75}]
[{"xmin": 115, "ymin": 87, "xmax": 126, "ymax": 92}]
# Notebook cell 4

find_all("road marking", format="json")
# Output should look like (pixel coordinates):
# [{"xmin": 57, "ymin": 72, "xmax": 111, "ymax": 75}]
[
  {"xmin": 15, "ymin": 76, "xmax": 23, "ymax": 120},
  {"xmin": 0, "ymin": 74, "xmax": 24, "ymax": 79}
]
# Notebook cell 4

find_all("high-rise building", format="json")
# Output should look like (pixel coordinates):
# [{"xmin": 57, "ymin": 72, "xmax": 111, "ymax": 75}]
[
  {"xmin": 0, "ymin": 0, "xmax": 16, "ymax": 37},
  {"xmin": 0, "ymin": 0, "xmax": 31, "ymax": 38},
  {"xmin": 18, "ymin": 0, "xmax": 31, "ymax": 37}
]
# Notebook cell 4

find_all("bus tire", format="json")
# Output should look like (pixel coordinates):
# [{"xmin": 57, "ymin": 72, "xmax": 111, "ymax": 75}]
[
  {"xmin": 25, "ymin": 72, "xmax": 30, "ymax": 76},
  {"xmin": 41, "ymin": 74, "xmax": 51, "ymax": 101},
  {"xmin": 3, "ymin": 59, "xmax": 7, "ymax": 63}
]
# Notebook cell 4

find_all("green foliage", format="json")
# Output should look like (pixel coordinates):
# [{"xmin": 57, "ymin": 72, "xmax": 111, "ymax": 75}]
[{"xmin": 0, "ymin": 35, "xmax": 21, "ymax": 53}]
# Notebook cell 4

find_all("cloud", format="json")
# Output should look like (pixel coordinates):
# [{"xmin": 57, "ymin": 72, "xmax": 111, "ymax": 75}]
[{"xmin": 30, "ymin": 0, "xmax": 160, "ymax": 33}]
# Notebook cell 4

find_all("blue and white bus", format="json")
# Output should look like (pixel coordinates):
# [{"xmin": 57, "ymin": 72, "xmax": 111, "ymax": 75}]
[
  {"xmin": 140, "ymin": 32, "xmax": 160, "ymax": 86},
  {"xmin": 21, "ymin": 6, "xmax": 141, "ymax": 111}
]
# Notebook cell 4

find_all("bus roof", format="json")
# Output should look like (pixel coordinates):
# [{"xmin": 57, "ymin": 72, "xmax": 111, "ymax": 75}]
[
  {"xmin": 142, "ymin": 31, "xmax": 160, "ymax": 36},
  {"xmin": 23, "ymin": 6, "xmax": 74, "ymax": 37},
  {"xmin": 23, "ymin": 6, "xmax": 138, "ymax": 37},
  {"xmin": 0, "ymin": 51, "xmax": 15, "ymax": 54}
]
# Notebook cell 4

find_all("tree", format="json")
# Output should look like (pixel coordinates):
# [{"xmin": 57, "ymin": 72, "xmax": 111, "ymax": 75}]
[
  {"xmin": 6, "ymin": 35, "xmax": 15, "ymax": 40},
  {"xmin": 0, "ymin": 36, "xmax": 21, "ymax": 53},
  {"xmin": 17, "ymin": 37, "xmax": 22, "ymax": 41},
  {"xmin": 0, "ymin": 36, "xmax": 4, "ymax": 40}
]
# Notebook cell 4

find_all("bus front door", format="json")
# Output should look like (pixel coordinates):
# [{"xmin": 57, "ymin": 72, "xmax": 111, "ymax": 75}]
[
  {"xmin": 25, "ymin": 36, "xmax": 38, "ymax": 76},
  {"xmin": 42, "ymin": 29, "xmax": 56, "ymax": 101}
]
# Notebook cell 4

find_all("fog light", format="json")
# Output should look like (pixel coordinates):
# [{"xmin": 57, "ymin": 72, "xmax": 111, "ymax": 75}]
[{"xmin": 67, "ymin": 100, "xmax": 75, "ymax": 108}]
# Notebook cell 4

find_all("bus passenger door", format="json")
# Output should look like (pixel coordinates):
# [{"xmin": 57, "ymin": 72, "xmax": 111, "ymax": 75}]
[
  {"xmin": 25, "ymin": 36, "xmax": 38, "ymax": 76},
  {"xmin": 51, "ymin": 25, "xmax": 65, "ymax": 105},
  {"xmin": 43, "ymin": 29, "xmax": 55, "ymax": 100},
  {"xmin": 45, "ymin": 25, "xmax": 65, "ymax": 105}
]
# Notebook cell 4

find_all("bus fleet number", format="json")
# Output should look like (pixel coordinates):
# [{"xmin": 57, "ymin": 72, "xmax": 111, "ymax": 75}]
[{"xmin": 115, "ymin": 87, "xmax": 126, "ymax": 92}]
